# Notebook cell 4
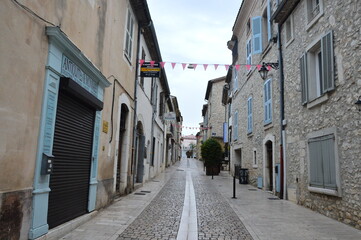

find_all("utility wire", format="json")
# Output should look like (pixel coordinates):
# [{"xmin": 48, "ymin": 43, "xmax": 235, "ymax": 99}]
[{"xmin": 11, "ymin": 0, "xmax": 56, "ymax": 26}]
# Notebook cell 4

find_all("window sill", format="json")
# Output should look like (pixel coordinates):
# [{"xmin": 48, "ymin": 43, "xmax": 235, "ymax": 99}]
[
  {"xmin": 252, "ymin": 164, "xmax": 258, "ymax": 169},
  {"xmin": 247, "ymin": 132, "xmax": 253, "ymax": 138},
  {"xmin": 306, "ymin": 12, "xmax": 324, "ymax": 31},
  {"xmin": 308, "ymin": 186, "xmax": 341, "ymax": 197},
  {"xmin": 306, "ymin": 94, "xmax": 329, "ymax": 109},
  {"xmin": 264, "ymin": 122, "xmax": 273, "ymax": 130}
]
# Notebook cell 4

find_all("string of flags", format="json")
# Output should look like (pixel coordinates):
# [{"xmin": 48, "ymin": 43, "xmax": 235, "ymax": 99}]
[
  {"xmin": 170, "ymin": 123, "xmax": 212, "ymax": 130},
  {"xmin": 139, "ymin": 59, "xmax": 273, "ymax": 71}
]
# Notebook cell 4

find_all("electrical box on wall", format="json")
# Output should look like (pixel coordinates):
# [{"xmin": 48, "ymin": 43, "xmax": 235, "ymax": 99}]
[{"xmin": 41, "ymin": 153, "xmax": 54, "ymax": 175}]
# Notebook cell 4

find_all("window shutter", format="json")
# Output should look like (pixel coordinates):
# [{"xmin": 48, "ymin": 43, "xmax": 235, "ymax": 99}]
[
  {"xmin": 300, "ymin": 53, "xmax": 308, "ymax": 105},
  {"xmin": 267, "ymin": 0, "xmax": 272, "ymax": 41},
  {"xmin": 264, "ymin": 83, "xmax": 268, "ymax": 122},
  {"xmin": 309, "ymin": 138, "xmax": 324, "ymax": 187},
  {"xmin": 248, "ymin": 98, "xmax": 252, "ymax": 133},
  {"xmin": 321, "ymin": 135, "xmax": 337, "ymax": 189},
  {"xmin": 264, "ymin": 80, "xmax": 272, "ymax": 124},
  {"xmin": 246, "ymin": 39, "xmax": 252, "ymax": 65},
  {"xmin": 321, "ymin": 31, "xmax": 334, "ymax": 93},
  {"xmin": 233, "ymin": 111, "xmax": 238, "ymax": 141},
  {"xmin": 252, "ymin": 16, "xmax": 262, "ymax": 54}
]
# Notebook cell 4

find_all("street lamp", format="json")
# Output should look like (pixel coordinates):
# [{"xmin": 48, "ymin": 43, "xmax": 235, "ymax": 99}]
[
  {"xmin": 258, "ymin": 62, "xmax": 279, "ymax": 80},
  {"xmin": 355, "ymin": 96, "xmax": 361, "ymax": 111}
]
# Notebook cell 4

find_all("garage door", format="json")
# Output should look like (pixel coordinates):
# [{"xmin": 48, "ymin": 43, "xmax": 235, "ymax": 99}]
[{"xmin": 47, "ymin": 89, "xmax": 95, "ymax": 229}]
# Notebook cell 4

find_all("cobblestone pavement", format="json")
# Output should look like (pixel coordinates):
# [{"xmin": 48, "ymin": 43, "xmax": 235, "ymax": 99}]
[
  {"xmin": 116, "ymin": 170, "xmax": 186, "ymax": 240},
  {"xmin": 192, "ymin": 168, "xmax": 253, "ymax": 240},
  {"xmin": 116, "ymin": 159, "xmax": 253, "ymax": 240}
]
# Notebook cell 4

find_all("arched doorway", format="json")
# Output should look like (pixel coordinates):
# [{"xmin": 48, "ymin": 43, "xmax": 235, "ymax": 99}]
[
  {"xmin": 263, "ymin": 134, "xmax": 275, "ymax": 192},
  {"xmin": 265, "ymin": 140, "xmax": 273, "ymax": 191},
  {"xmin": 116, "ymin": 104, "xmax": 129, "ymax": 194}
]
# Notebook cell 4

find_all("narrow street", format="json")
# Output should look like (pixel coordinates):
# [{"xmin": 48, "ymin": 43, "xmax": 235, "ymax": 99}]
[{"xmin": 58, "ymin": 158, "xmax": 361, "ymax": 240}]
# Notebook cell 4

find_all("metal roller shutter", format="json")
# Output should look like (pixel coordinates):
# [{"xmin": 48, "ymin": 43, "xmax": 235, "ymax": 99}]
[{"xmin": 48, "ymin": 90, "xmax": 95, "ymax": 229}]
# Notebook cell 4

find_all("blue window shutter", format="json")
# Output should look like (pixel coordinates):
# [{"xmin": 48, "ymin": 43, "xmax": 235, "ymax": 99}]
[
  {"xmin": 233, "ymin": 111, "xmax": 238, "ymax": 141},
  {"xmin": 264, "ymin": 80, "xmax": 272, "ymax": 124},
  {"xmin": 252, "ymin": 16, "xmax": 262, "ymax": 54},
  {"xmin": 267, "ymin": 0, "xmax": 272, "ymax": 41},
  {"xmin": 248, "ymin": 98, "xmax": 252, "ymax": 133}
]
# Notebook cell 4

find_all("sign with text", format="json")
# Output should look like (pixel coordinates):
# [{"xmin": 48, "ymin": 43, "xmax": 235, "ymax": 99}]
[
  {"xmin": 140, "ymin": 62, "xmax": 160, "ymax": 77},
  {"xmin": 164, "ymin": 112, "xmax": 176, "ymax": 121}
]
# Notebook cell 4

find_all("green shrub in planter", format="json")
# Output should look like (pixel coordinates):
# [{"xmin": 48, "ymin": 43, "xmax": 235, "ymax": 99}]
[{"xmin": 201, "ymin": 138, "xmax": 223, "ymax": 175}]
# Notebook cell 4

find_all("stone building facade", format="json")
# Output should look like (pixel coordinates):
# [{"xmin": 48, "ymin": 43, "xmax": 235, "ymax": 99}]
[
  {"xmin": 273, "ymin": 0, "xmax": 361, "ymax": 229},
  {"xmin": 226, "ymin": 0, "xmax": 283, "ymax": 196},
  {"xmin": 204, "ymin": 77, "xmax": 227, "ymax": 141}
]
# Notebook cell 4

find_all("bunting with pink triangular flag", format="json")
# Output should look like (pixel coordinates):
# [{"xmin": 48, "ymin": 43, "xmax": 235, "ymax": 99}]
[
  {"xmin": 182, "ymin": 63, "xmax": 187, "ymax": 70},
  {"xmin": 203, "ymin": 64, "xmax": 208, "ymax": 71},
  {"xmin": 171, "ymin": 62, "xmax": 177, "ymax": 69}
]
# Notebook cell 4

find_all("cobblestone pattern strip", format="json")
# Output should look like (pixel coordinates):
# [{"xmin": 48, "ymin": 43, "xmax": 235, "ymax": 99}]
[
  {"xmin": 117, "ymin": 171, "xmax": 186, "ymax": 240},
  {"xmin": 193, "ymin": 174, "xmax": 253, "ymax": 240}
]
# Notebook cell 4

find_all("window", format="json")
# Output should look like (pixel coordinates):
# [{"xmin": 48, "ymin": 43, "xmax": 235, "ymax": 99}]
[
  {"xmin": 308, "ymin": 134, "xmax": 337, "ymax": 190},
  {"xmin": 264, "ymin": 79, "xmax": 272, "ymax": 124},
  {"xmin": 253, "ymin": 149, "xmax": 257, "ymax": 167},
  {"xmin": 285, "ymin": 15, "xmax": 294, "ymax": 44},
  {"xmin": 306, "ymin": 0, "xmax": 323, "ymax": 27},
  {"xmin": 266, "ymin": 0, "xmax": 272, "ymax": 42},
  {"xmin": 233, "ymin": 67, "xmax": 238, "ymax": 92},
  {"xmin": 140, "ymin": 48, "xmax": 146, "ymax": 87},
  {"xmin": 247, "ymin": 97, "xmax": 253, "ymax": 134},
  {"xmin": 233, "ymin": 111, "xmax": 238, "ymax": 141},
  {"xmin": 252, "ymin": 16, "xmax": 262, "ymax": 54},
  {"xmin": 159, "ymin": 92, "xmax": 164, "ymax": 117},
  {"xmin": 246, "ymin": 39, "xmax": 252, "ymax": 66},
  {"xmin": 124, "ymin": 8, "xmax": 134, "ymax": 62},
  {"xmin": 300, "ymin": 31, "xmax": 334, "ymax": 104}
]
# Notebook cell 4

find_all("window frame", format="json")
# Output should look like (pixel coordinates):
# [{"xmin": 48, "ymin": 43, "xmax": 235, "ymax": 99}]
[
  {"xmin": 246, "ymin": 38, "xmax": 252, "ymax": 67},
  {"xmin": 300, "ymin": 31, "xmax": 334, "ymax": 105},
  {"xmin": 285, "ymin": 14, "xmax": 294, "ymax": 46},
  {"xmin": 305, "ymin": 0, "xmax": 324, "ymax": 30},
  {"xmin": 124, "ymin": 7, "xmax": 135, "ymax": 63}
]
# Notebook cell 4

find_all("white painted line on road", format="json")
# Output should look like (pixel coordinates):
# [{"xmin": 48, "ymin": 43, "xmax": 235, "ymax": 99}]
[{"xmin": 177, "ymin": 171, "xmax": 198, "ymax": 240}]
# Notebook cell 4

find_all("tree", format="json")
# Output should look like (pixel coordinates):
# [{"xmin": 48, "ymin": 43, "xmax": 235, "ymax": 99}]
[{"xmin": 201, "ymin": 138, "xmax": 222, "ymax": 176}]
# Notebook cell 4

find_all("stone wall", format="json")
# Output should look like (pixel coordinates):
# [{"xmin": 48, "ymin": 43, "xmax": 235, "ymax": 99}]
[
  {"xmin": 282, "ymin": 0, "xmax": 361, "ymax": 229},
  {"xmin": 229, "ymin": 0, "xmax": 281, "ymax": 192}
]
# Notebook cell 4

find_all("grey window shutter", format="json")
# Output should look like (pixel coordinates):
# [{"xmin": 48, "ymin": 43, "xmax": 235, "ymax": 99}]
[
  {"xmin": 321, "ymin": 135, "xmax": 337, "ymax": 189},
  {"xmin": 300, "ymin": 53, "xmax": 308, "ymax": 105},
  {"xmin": 321, "ymin": 31, "xmax": 334, "ymax": 93},
  {"xmin": 309, "ymin": 138, "xmax": 324, "ymax": 187}
]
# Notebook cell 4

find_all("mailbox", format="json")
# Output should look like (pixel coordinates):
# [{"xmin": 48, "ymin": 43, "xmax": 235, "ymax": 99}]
[{"xmin": 41, "ymin": 153, "xmax": 54, "ymax": 175}]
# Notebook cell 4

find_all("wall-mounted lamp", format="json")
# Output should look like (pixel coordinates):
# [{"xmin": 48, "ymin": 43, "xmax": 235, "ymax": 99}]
[
  {"xmin": 187, "ymin": 64, "xmax": 195, "ymax": 69},
  {"xmin": 355, "ymin": 96, "xmax": 361, "ymax": 111},
  {"xmin": 258, "ymin": 62, "xmax": 279, "ymax": 80}
]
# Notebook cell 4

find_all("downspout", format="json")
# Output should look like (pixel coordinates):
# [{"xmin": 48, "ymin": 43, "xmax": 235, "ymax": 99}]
[{"xmin": 277, "ymin": 23, "xmax": 287, "ymax": 200}]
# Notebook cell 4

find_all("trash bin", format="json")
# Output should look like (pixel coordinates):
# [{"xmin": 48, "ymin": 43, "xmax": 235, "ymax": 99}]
[{"xmin": 239, "ymin": 168, "xmax": 249, "ymax": 184}]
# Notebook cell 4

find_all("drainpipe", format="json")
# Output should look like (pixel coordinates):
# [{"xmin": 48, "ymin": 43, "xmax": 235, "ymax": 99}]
[{"xmin": 277, "ymin": 23, "xmax": 287, "ymax": 200}]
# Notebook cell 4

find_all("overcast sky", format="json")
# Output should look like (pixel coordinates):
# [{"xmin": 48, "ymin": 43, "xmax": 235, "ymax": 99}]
[{"xmin": 147, "ymin": 0, "xmax": 242, "ymax": 136}]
